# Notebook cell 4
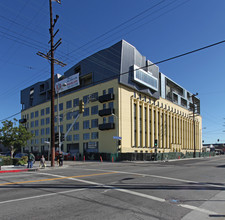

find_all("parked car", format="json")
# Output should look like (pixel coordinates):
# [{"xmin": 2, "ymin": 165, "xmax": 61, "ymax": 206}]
[{"xmin": 14, "ymin": 153, "xmax": 28, "ymax": 159}]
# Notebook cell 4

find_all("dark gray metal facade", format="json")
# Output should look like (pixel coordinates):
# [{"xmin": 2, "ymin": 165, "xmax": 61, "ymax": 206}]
[{"xmin": 20, "ymin": 40, "xmax": 199, "ymax": 112}]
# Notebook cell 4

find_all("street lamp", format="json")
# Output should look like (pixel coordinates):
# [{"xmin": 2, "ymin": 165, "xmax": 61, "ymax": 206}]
[{"xmin": 192, "ymin": 93, "xmax": 198, "ymax": 158}]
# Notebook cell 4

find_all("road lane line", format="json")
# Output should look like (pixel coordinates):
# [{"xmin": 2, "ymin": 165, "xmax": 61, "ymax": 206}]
[
  {"xmin": 0, "ymin": 172, "xmax": 117, "ymax": 186},
  {"xmin": 76, "ymin": 168, "xmax": 225, "ymax": 189},
  {"xmin": 0, "ymin": 188, "xmax": 85, "ymax": 205},
  {"xmin": 39, "ymin": 172, "xmax": 221, "ymax": 216},
  {"xmin": 179, "ymin": 204, "xmax": 218, "ymax": 215}
]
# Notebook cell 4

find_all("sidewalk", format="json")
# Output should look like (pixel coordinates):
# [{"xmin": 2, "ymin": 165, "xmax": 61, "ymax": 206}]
[{"xmin": 0, "ymin": 160, "xmax": 89, "ymax": 173}]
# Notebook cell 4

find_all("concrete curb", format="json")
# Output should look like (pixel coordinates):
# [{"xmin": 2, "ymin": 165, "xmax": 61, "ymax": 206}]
[{"xmin": 0, "ymin": 168, "xmax": 39, "ymax": 173}]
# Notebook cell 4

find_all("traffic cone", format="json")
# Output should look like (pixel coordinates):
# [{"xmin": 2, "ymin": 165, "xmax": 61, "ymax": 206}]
[
  {"xmin": 112, "ymin": 156, "xmax": 114, "ymax": 162},
  {"xmin": 100, "ymin": 156, "xmax": 103, "ymax": 162}
]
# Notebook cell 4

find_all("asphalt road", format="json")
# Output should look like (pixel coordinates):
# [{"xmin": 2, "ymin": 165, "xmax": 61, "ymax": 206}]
[{"xmin": 0, "ymin": 156, "xmax": 225, "ymax": 220}]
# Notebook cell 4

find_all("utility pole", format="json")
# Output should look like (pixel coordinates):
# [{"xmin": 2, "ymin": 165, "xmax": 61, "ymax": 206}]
[
  {"xmin": 37, "ymin": 0, "xmax": 66, "ymax": 167},
  {"xmin": 192, "ymin": 93, "xmax": 198, "ymax": 158}
]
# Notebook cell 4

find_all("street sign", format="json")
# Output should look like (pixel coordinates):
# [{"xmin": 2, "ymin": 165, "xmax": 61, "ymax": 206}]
[{"xmin": 113, "ymin": 136, "xmax": 122, "ymax": 140}]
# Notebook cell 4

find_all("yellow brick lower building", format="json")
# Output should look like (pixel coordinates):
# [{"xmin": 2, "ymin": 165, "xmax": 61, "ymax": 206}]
[{"xmin": 20, "ymin": 40, "xmax": 202, "ymax": 157}]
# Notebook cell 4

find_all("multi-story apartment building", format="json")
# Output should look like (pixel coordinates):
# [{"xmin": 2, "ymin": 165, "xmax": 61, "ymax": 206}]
[{"xmin": 20, "ymin": 40, "xmax": 202, "ymax": 156}]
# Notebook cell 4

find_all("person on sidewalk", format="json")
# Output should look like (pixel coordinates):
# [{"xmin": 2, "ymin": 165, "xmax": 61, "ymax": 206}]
[
  {"xmin": 59, "ymin": 152, "xmax": 63, "ymax": 166},
  {"xmin": 27, "ymin": 152, "xmax": 35, "ymax": 168},
  {"xmin": 39, "ymin": 155, "xmax": 46, "ymax": 168}
]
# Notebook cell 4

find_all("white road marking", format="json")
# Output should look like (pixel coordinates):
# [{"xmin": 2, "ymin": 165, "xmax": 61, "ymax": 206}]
[
  {"xmin": 179, "ymin": 204, "xmax": 218, "ymax": 215},
  {"xmin": 38, "ymin": 172, "xmax": 220, "ymax": 215},
  {"xmin": 75, "ymin": 168, "xmax": 225, "ymax": 189},
  {"xmin": 0, "ymin": 188, "xmax": 85, "ymax": 205}
]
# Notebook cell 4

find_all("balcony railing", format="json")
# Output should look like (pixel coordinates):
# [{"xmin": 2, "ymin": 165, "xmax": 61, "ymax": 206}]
[
  {"xmin": 99, "ymin": 123, "xmax": 115, "ymax": 130},
  {"xmin": 98, "ymin": 108, "xmax": 114, "ymax": 117},
  {"xmin": 98, "ymin": 93, "xmax": 114, "ymax": 103}
]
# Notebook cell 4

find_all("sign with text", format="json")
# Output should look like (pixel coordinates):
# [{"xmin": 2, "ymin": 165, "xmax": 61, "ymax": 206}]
[
  {"xmin": 55, "ymin": 73, "xmax": 80, "ymax": 94},
  {"xmin": 113, "ymin": 136, "xmax": 122, "ymax": 140}
]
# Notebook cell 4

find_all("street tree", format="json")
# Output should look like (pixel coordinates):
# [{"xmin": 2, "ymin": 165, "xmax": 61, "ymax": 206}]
[{"xmin": 0, "ymin": 119, "xmax": 33, "ymax": 158}]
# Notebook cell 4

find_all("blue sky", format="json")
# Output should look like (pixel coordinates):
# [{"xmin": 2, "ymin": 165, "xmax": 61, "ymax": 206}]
[{"xmin": 0, "ymin": 0, "xmax": 224, "ymax": 144}]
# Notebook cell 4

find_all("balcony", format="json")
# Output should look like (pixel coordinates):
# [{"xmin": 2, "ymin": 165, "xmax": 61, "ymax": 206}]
[
  {"xmin": 98, "ymin": 93, "xmax": 114, "ymax": 103},
  {"xmin": 98, "ymin": 108, "xmax": 114, "ymax": 117},
  {"xmin": 99, "ymin": 123, "xmax": 115, "ymax": 130}
]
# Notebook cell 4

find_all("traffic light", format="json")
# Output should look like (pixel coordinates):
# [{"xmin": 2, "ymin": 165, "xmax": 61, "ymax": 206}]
[
  {"xmin": 79, "ymin": 100, "xmax": 84, "ymax": 113},
  {"xmin": 55, "ymin": 132, "xmax": 59, "ymax": 142},
  {"xmin": 61, "ymin": 133, "xmax": 65, "ymax": 142},
  {"xmin": 118, "ymin": 140, "xmax": 121, "ymax": 145},
  {"xmin": 154, "ymin": 139, "xmax": 157, "ymax": 147}
]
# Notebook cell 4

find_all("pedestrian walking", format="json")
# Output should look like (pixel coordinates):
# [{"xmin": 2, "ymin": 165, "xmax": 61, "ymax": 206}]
[
  {"xmin": 39, "ymin": 155, "xmax": 46, "ymax": 168},
  {"xmin": 27, "ymin": 152, "xmax": 35, "ymax": 168},
  {"xmin": 59, "ymin": 152, "xmax": 63, "ymax": 166}
]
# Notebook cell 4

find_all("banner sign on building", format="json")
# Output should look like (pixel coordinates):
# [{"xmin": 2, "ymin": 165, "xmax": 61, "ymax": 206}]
[{"xmin": 55, "ymin": 73, "xmax": 80, "ymax": 94}]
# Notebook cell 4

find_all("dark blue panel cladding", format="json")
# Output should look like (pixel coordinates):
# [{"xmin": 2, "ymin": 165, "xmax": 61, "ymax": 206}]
[
  {"xmin": 119, "ymin": 41, "xmax": 160, "ymax": 99},
  {"xmin": 64, "ymin": 41, "xmax": 122, "ymax": 84},
  {"xmin": 21, "ymin": 40, "xmax": 160, "ymax": 111}
]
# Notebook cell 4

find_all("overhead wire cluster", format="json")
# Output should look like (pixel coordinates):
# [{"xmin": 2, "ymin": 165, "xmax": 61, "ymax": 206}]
[{"xmin": 0, "ymin": 0, "xmax": 224, "ymax": 139}]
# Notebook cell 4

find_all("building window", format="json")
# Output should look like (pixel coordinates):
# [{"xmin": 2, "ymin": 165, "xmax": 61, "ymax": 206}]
[
  {"xmin": 73, "ymin": 134, "xmax": 79, "ymax": 141},
  {"xmin": 29, "ymin": 88, "xmax": 34, "ymax": 106},
  {"xmin": 83, "ymin": 107, "xmax": 89, "ymax": 117},
  {"xmin": 91, "ymin": 105, "xmax": 98, "ymax": 115},
  {"xmin": 31, "ymin": 121, "xmax": 34, "ymax": 128},
  {"xmin": 60, "ymin": 125, "xmax": 63, "ymax": 133},
  {"xmin": 41, "ymin": 119, "xmax": 45, "ymax": 126},
  {"xmin": 46, "ymin": 127, "xmax": 50, "ymax": 135},
  {"xmin": 103, "ymin": 90, "xmax": 106, "ymax": 95},
  {"xmin": 60, "ymin": 114, "xmax": 63, "ymax": 122},
  {"xmin": 35, "ymin": 120, "xmax": 39, "ymax": 127},
  {"xmin": 83, "ymin": 95, "xmax": 89, "ymax": 104},
  {"xmin": 108, "ymin": 116, "xmax": 114, "ymax": 123},
  {"xmin": 41, "ymin": 109, "xmax": 45, "ymax": 116},
  {"xmin": 73, "ymin": 122, "xmax": 79, "ymax": 131},
  {"xmin": 91, "ymin": 119, "xmax": 98, "ymax": 128},
  {"xmin": 31, "ymin": 112, "xmax": 34, "ymax": 119},
  {"xmin": 108, "ymin": 102, "xmax": 114, "ymax": 109},
  {"xmin": 103, "ymin": 117, "xmax": 106, "ymax": 124},
  {"xmin": 35, "ymin": 129, "xmax": 39, "ymax": 136},
  {"xmin": 83, "ymin": 120, "xmax": 90, "ymax": 129},
  {"xmin": 83, "ymin": 133, "xmax": 90, "ymax": 140},
  {"xmin": 46, "ymin": 117, "xmax": 50, "ymax": 124},
  {"xmin": 73, "ymin": 98, "xmax": 79, "ymax": 107},
  {"xmin": 66, "ymin": 112, "xmax": 72, "ymax": 120},
  {"xmin": 103, "ymin": 104, "xmax": 106, "ymax": 109},
  {"xmin": 90, "ymin": 92, "xmax": 98, "ymax": 102},
  {"xmin": 46, "ymin": 107, "xmax": 50, "ymax": 115},
  {"xmin": 66, "ymin": 100, "xmax": 72, "ymax": 109},
  {"xmin": 66, "ymin": 135, "xmax": 72, "ymax": 142},
  {"xmin": 59, "ymin": 103, "xmax": 63, "ymax": 111},
  {"xmin": 54, "ymin": 105, "xmax": 57, "ymax": 112},
  {"xmin": 108, "ymin": 88, "xmax": 113, "ymax": 94},
  {"xmin": 91, "ymin": 132, "xmax": 98, "ymax": 139},
  {"xmin": 41, "ymin": 128, "xmax": 45, "ymax": 135},
  {"xmin": 66, "ymin": 123, "xmax": 72, "ymax": 131},
  {"xmin": 35, "ymin": 111, "xmax": 38, "ymax": 118}
]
